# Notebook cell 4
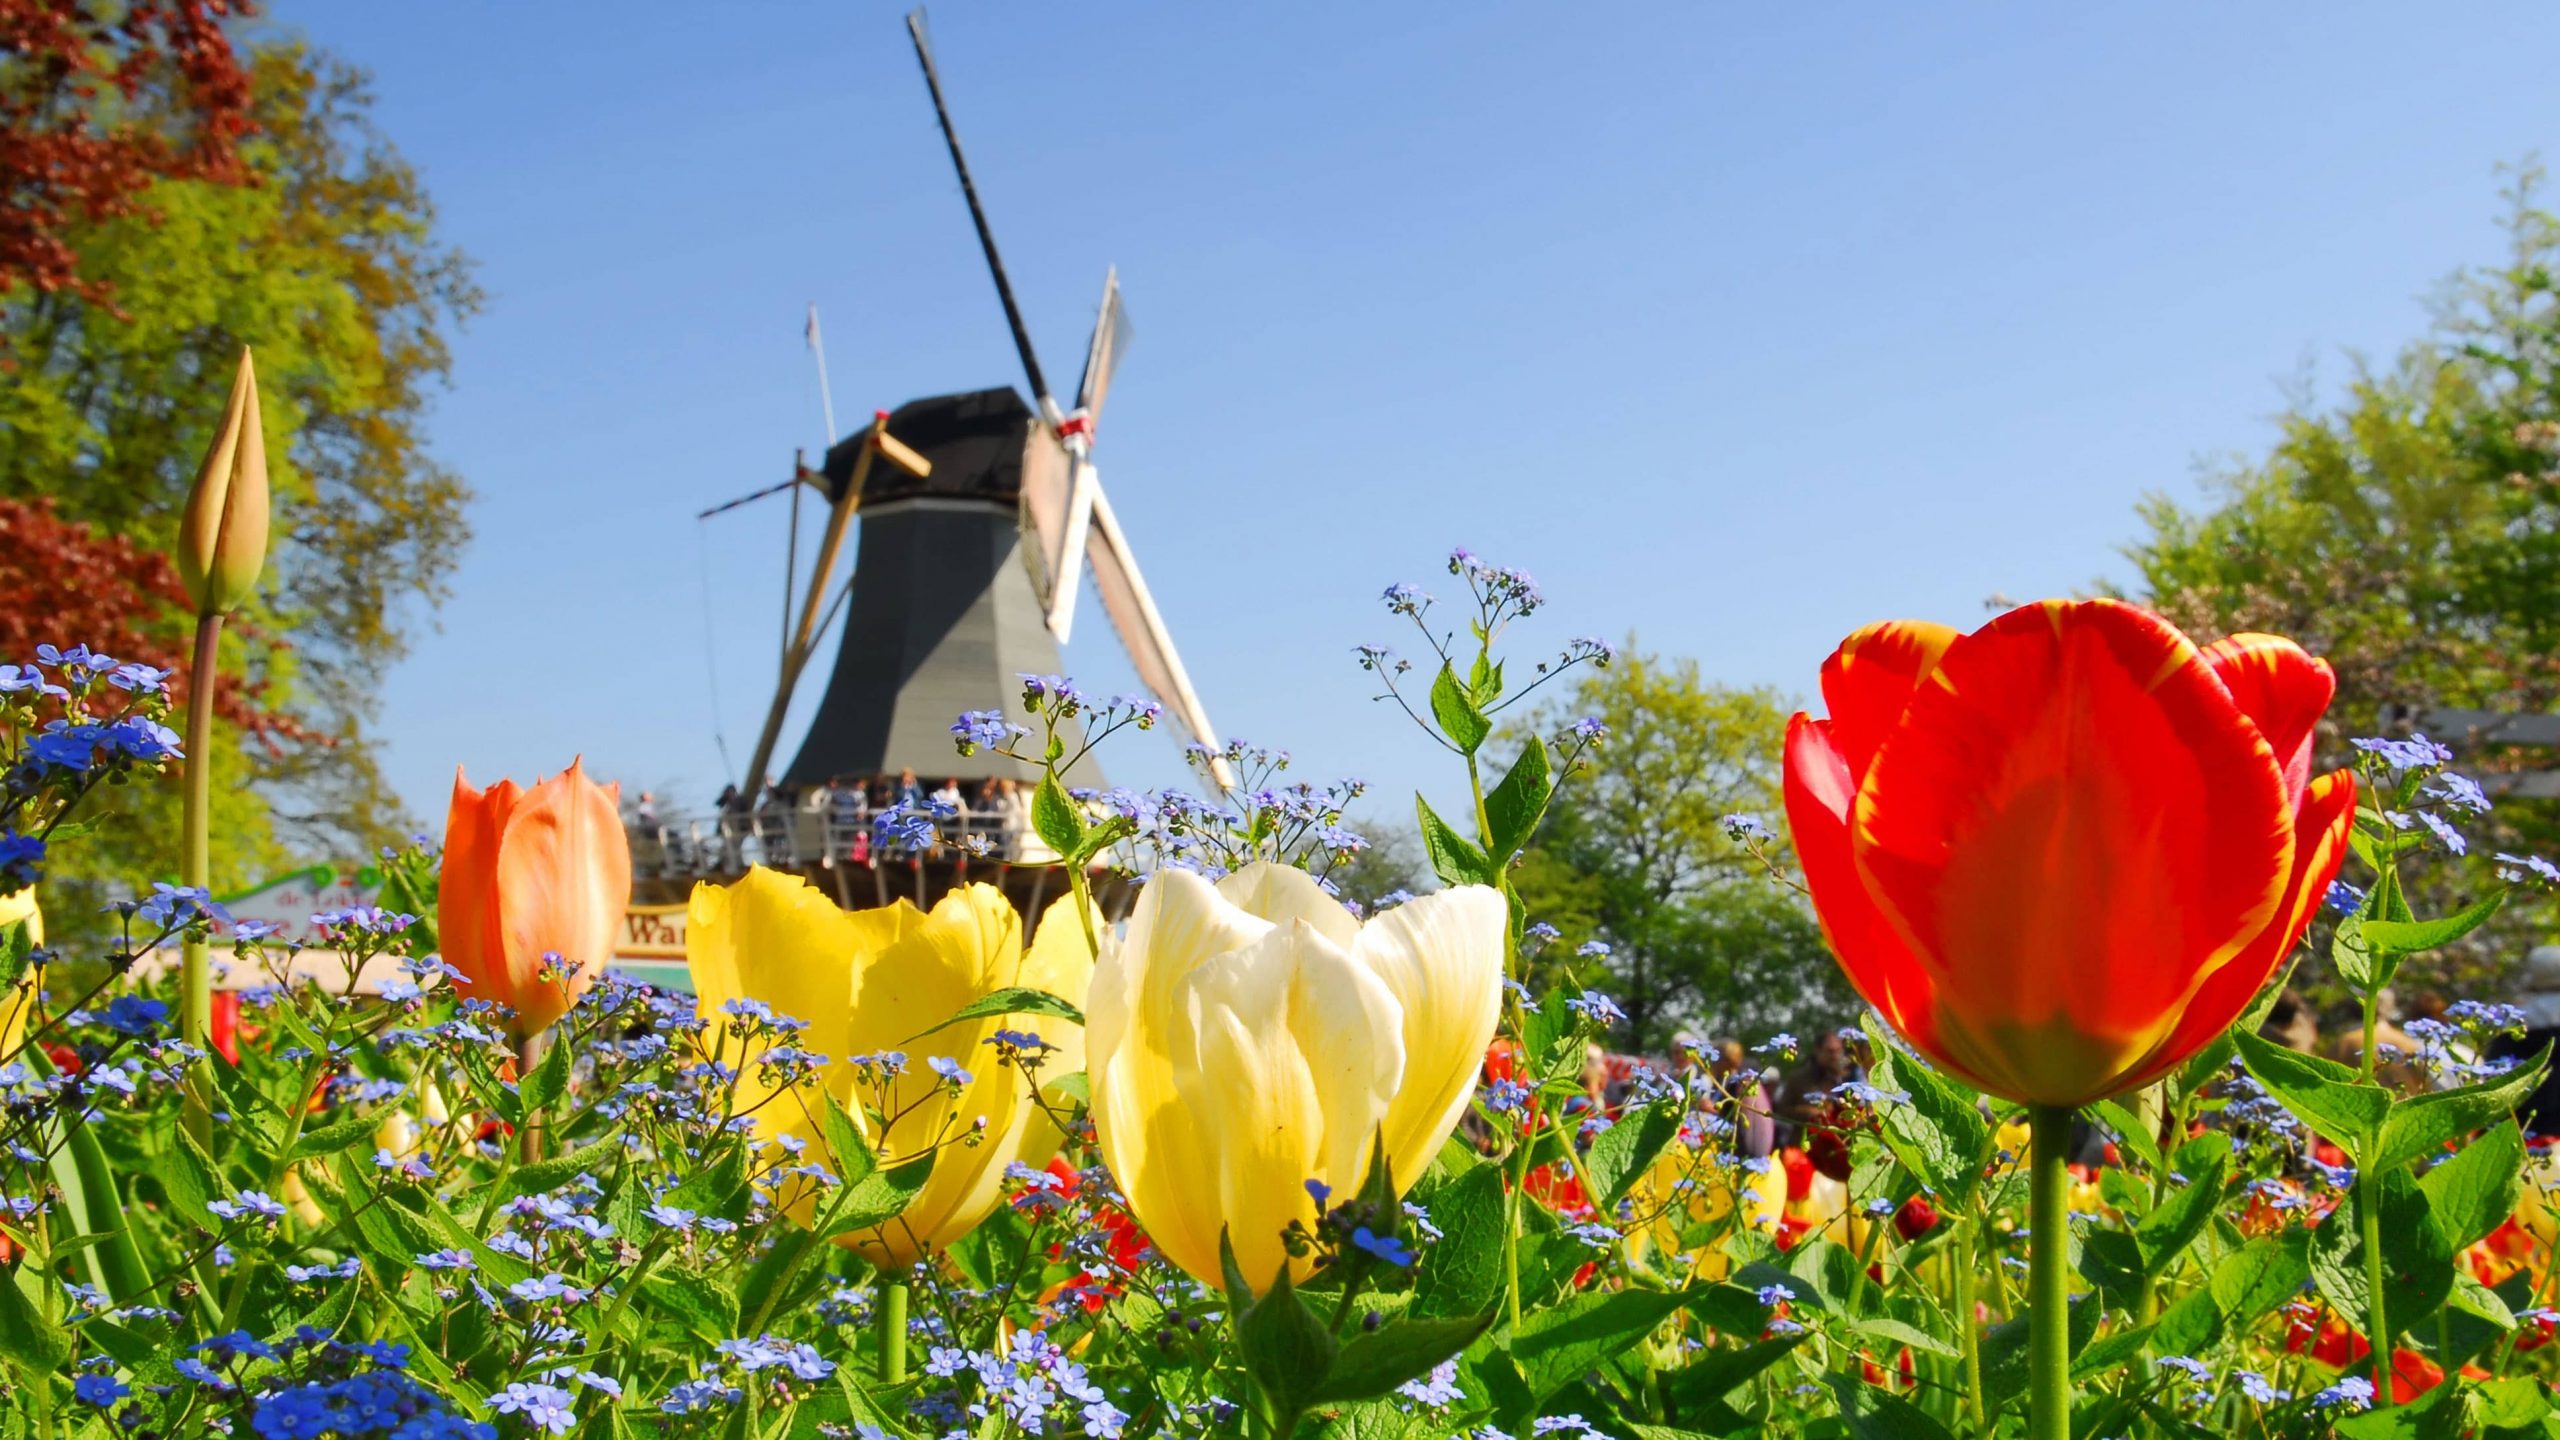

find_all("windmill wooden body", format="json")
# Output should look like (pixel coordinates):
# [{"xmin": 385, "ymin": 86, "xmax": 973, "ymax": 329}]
[{"xmin": 638, "ymin": 9, "xmax": 1227, "ymax": 916}]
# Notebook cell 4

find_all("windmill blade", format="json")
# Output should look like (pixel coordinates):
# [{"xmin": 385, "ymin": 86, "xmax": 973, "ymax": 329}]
[
  {"xmin": 1084, "ymin": 484, "xmax": 1234, "ymax": 790},
  {"xmin": 1043, "ymin": 454, "xmax": 1098, "ymax": 643},
  {"xmin": 1074, "ymin": 268, "xmax": 1130, "ymax": 422},
  {"xmin": 906, "ymin": 8, "xmax": 1059, "ymax": 422}
]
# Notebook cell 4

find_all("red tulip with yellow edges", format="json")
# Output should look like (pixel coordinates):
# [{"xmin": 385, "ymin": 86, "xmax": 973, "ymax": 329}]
[{"xmin": 1783, "ymin": 599, "xmax": 2355, "ymax": 1107}]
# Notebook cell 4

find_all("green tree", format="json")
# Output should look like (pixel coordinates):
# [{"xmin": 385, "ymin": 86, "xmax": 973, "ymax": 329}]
[
  {"xmin": 1507, "ymin": 643, "xmax": 1849, "ymax": 1051},
  {"xmin": 0, "ymin": 38, "xmax": 478, "ymax": 898},
  {"xmin": 2129, "ymin": 166, "xmax": 2560, "ymax": 1001}
]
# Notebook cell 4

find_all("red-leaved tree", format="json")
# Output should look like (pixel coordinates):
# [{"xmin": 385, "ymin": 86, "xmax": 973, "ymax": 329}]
[{"xmin": 0, "ymin": 0, "xmax": 258, "ymax": 302}]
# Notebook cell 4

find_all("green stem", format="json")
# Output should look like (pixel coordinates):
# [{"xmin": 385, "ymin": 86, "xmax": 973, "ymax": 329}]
[
  {"xmin": 1956, "ymin": 1211, "xmax": 1986, "ymax": 1430},
  {"xmin": 2359, "ymin": 1163, "xmax": 2392, "ymax": 1408},
  {"xmin": 179, "ymin": 613, "xmax": 222, "ymax": 1148},
  {"xmin": 880, "ymin": 1278, "xmax": 909, "ymax": 1383},
  {"xmin": 2027, "ymin": 1105, "xmax": 2075, "ymax": 1440}
]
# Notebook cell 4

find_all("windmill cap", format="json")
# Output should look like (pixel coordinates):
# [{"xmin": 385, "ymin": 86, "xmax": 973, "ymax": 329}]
[{"xmin": 2527, "ymin": 944, "xmax": 2560, "ymax": 990}]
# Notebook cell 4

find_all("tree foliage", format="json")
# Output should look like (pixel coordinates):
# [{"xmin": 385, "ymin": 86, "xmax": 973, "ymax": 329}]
[
  {"xmin": 2129, "ymin": 166, "xmax": 2560, "ymax": 1000},
  {"xmin": 0, "ymin": 37, "xmax": 479, "ymax": 874},
  {"xmin": 1507, "ymin": 643, "xmax": 1848, "ymax": 1051},
  {"xmin": 0, "ymin": 0, "xmax": 255, "ymax": 302}
]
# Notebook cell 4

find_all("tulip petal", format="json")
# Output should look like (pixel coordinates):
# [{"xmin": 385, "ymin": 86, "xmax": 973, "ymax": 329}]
[
  {"xmin": 850, "ymin": 885, "xmax": 1024, "ymax": 1263},
  {"xmin": 2201, "ymin": 634, "xmax": 2336, "ymax": 803},
  {"xmin": 494, "ymin": 759, "xmax": 631, "ymax": 1035},
  {"xmin": 1218, "ymin": 862, "xmax": 1363, "ymax": 950},
  {"xmin": 685, "ymin": 867, "xmax": 877, "ymax": 1134},
  {"xmin": 1781, "ymin": 716, "xmax": 1987, "ymax": 1091},
  {"xmin": 1190, "ymin": 919, "xmax": 1403, "ymax": 1290},
  {"xmin": 1852, "ymin": 600, "xmax": 2296, "ymax": 1106},
  {"xmin": 1352, "ymin": 884, "xmax": 1507, "ymax": 1191},
  {"xmin": 438, "ymin": 769, "xmax": 520, "ymax": 1017},
  {"xmin": 2116, "ymin": 768, "xmax": 2358, "ymax": 1093},
  {"xmin": 1089, "ymin": 870, "xmax": 1275, "ymax": 1289},
  {"xmin": 1820, "ymin": 620, "xmax": 1961, "ymax": 786}
]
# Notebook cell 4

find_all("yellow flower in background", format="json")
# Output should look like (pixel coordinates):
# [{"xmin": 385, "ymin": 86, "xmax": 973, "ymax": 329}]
[
  {"xmin": 1087, "ymin": 862, "xmax": 1507, "ymax": 1294},
  {"xmin": 1625, "ymin": 1141, "xmax": 1788, "ymax": 1282},
  {"xmin": 687, "ymin": 867, "xmax": 1094, "ymax": 1268},
  {"xmin": 0, "ymin": 888, "xmax": 40, "ymax": 1060}
]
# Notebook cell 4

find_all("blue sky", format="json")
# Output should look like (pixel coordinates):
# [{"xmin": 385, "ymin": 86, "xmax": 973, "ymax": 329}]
[{"xmin": 267, "ymin": 3, "xmax": 2560, "ymax": 839}]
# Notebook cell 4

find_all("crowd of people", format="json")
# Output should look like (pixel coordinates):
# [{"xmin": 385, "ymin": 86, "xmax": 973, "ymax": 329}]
[{"xmin": 623, "ymin": 768, "xmax": 1050, "ymax": 874}]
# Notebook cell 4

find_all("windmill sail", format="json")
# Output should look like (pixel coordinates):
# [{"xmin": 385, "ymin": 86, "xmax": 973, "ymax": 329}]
[{"xmin": 1086, "ymin": 489, "xmax": 1229, "ymax": 786}]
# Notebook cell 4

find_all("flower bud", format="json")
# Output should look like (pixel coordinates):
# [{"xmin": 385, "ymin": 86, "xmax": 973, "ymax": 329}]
[{"xmin": 177, "ymin": 347, "xmax": 271, "ymax": 617}]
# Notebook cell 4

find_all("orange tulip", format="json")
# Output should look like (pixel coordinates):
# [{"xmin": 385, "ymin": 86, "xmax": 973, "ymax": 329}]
[
  {"xmin": 439, "ymin": 759, "xmax": 632, "ymax": 1037},
  {"xmin": 1783, "ymin": 599, "xmax": 2355, "ymax": 1107}
]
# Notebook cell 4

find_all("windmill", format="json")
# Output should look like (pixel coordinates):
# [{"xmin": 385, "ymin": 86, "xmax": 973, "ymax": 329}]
[{"xmin": 718, "ymin": 9, "xmax": 1230, "ymax": 809}]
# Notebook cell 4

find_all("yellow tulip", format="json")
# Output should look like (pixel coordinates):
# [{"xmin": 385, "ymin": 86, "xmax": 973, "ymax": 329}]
[
  {"xmin": 686, "ymin": 867, "xmax": 1094, "ymax": 1267},
  {"xmin": 0, "ymin": 888, "xmax": 40, "ymax": 1061},
  {"xmin": 1087, "ymin": 862, "xmax": 1507, "ymax": 1293},
  {"xmin": 2517, "ymin": 1147, "xmax": 2560, "ymax": 1250},
  {"xmin": 279, "ymin": 1169, "xmax": 326, "ymax": 1228},
  {"xmin": 1624, "ymin": 1140, "xmax": 1788, "ymax": 1281},
  {"xmin": 375, "ymin": 1108, "xmax": 420, "ymax": 1161}
]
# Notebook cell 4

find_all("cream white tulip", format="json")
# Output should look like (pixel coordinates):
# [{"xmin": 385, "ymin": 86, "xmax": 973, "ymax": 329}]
[{"xmin": 1087, "ymin": 862, "xmax": 1507, "ymax": 1292}]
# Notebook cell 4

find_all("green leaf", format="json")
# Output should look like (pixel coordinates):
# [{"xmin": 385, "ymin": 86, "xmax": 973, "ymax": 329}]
[
  {"xmin": 2417, "ymin": 1120, "xmax": 2526, "ymax": 1251},
  {"xmin": 1982, "ymin": 1294, "xmax": 2102, "ymax": 1407},
  {"xmin": 1430, "ymin": 663, "xmax": 1492, "ymax": 755},
  {"xmin": 1411, "ymin": 1165, "xmax": 1508, "ymax": 1319},
  {"xmin": 2133, "ymin": 1148, "xmax": 2226, "ymax": 1277},
  {"xmin": 1825, "ymin": 1372, "xmax": 1958, "ymax": 1440},
  {"xmin": 819, "ymin": 1154, "xmax": 936, "ymax": 1239},
  {"xmin": 2362, "ymin": 889, "xmax": 2506, "ymax": 956},
  {"xmin": 2087, "ymin": 1097, "xmax": 2162, "ymax": 1173},
  {"xmin": 2153, "ymin": 1230, "xmax": 2310, "ymax": 1356},
  {"xmin": 1238, "ymin": 1264, "xmax": 1338, "ymax": 1417},
  {"xmin": 2334, "ymin": 915, "xmax": 2379, "ymax": 990},
  {"xmin": 1483, "ymin": 739, "xmax": 1553, "ymax": 861},
  {"xmin": 507, "ymin": 1139, "xmax": 627, "ymax": 1200},
  {"xmin": 1864, "ymin": 1020, "xmax": 1992, "ymax": 1206},
  {"xmin": 1849, "ymin": 1316, "xmax": 1960, "ymax": 1359},
  {"xmin": 520, "ymin": 1031, "xmax": 573, "ymax": 1117},
  {"xmin": 287, "ymin": 1114, "xmax": 382, "ymax": 1161},
  {"xmin": 1416, "ymin": 795, "xmax": 1493, "ymax": 887},
  {"xmin": 1032, "ymin": 774, "xmax": 1086, "ymax": 858},
  {"xmin": 1311, "ymin": 1313, "xmax": 1495, "ymax": 1403},
  {"xmin": 2232, "ymin": 1029, "xmax": 2391, "ymax": 1162},
  {"xmin": 163, "ymin": 1128, "xmax": 224, "ymax": 1228},
  {"xmin": 2308, "ymin": 1170, "xmax": 2458, "ymax": 1337},
  {"xmin": 1582, "ymin": 1100, "xmax": 1681, "ymax": 1210},
  {"xmin": 815, "ymin": 1089, "xmax": 878, "ymax": 1188},
  {"xmin": 902, "ymin": 987, "xmax": 1086, "ymax": 1045},
  {"xmin": 667, "ymin": 1147, "xmax": 754, "ymax": 1224},
  {"xmin": 2373, "ymin": 1044, "xmax": 2549, "ymax": 1173},
  {"xmin": 1659, "ymin": 1335, "xmax": 1803, "ymax": 1414},
  {"xmin": 643, "ymin": 1272, "xmax": 740, "ymax": 1343},
  {"xmin": 1501, "ymin": 1287, "xmax": 1694, "ymax": 1419},
  {"xmin": 0, "ymin": 1265, "xmax": 71, "ymax": 1374}
]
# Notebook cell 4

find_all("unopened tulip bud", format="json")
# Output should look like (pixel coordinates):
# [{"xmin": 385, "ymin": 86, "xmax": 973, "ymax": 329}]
[{"xmin": 177, "ymin": 347, "xmax": 271, "ymax": 617}]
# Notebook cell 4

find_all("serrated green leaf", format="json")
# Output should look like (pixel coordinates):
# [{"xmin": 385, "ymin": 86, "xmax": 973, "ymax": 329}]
[
  {"xmin": 2374, "ymin": 1044, "xmax": 2549, "ymax": 1173},
  {"xmin": 1411, "ymin": 1164, "xmax": 1507, "ymax": 1319},
  {"xmin": 816, "ymin": 1088, "xmax": 877, "ymax": 1188},
  {"xmin": 1864, "ymin": 1021, "xmax": 1991, "ymax": 1207},
  {"xmin": 1583, "ymin": 1099, "xmax": 1681, "ymax": 1211},
  {"xmin": 2417, "ymin": 1120, "xmax": 2525, "ymax": 1251},
  {"xmin": 507, "ymin": 1139, "xmax": 626, "ymax": 1199},
  {"xmin": 1311, "ymin": 1313, "xmax": 1494, "ymax": 1403},
  {"xmin": 2233, "ymin": 1029, "xmax": 2391, "ymax": 1162},
  {"xmin": 0, "ymin": 1261, "xmax": 70, "ymax": 1374},
  {"xmin": 1430, "ymin": 663, "xmax": 1491, "ymax": 755},
  {"xmin": 520, "ymin": 1030, "xmax": 573, "ymax": 1117},
  {"xmin": 2134, "ymin": 1149, "xmax": 2226, "ymax": 1277},
  {"xmin": 1416, "ymin": 795, "xmax": 1492, "ymax": 887},
  {"xmin": 287, "ymin": 1114, "xmax": 382, "ymax": 1161},
  {"xmin": 1483, "ymin": 740, "xmax": 1552, "ymax": 861},
  {"xmin": 1032, "ymin": 774, "xmax": 1086, "ymax": 858},
  {"xmin": 819, "ymin": 1153, "xmax": 935, "ymax": 1238}
]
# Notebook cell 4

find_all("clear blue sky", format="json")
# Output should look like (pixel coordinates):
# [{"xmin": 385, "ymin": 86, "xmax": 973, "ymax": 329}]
[{"xmin": 267, "ymin": 2, "xmax": 2560, "ymax": 840}]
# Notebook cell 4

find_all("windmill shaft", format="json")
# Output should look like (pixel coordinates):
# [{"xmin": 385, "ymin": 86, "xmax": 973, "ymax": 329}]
[
  {"xmin": 906, "ymin": 10, "xmax": 1054, "ymax": 408},
  {"xmin": 745, "ymin": 437, "xmax": 880, "ymax": 800}
]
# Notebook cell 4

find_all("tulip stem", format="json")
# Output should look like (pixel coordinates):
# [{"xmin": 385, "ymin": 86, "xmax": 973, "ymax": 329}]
[
  {"xmin": 179, "ymin": 613, "xmax": 223, "ymax": 1149},
  {"xmin": 1955, "ymin": 1210, "xmax": 1986, "ymax": 1429},
  {"xmin": 2027, "ymin": 1104, "xmax": 2074, "ymax": 1440},
  {"xmin": 880, "ymin": 1279, "xmax": 909, "ymax": 1383}
]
